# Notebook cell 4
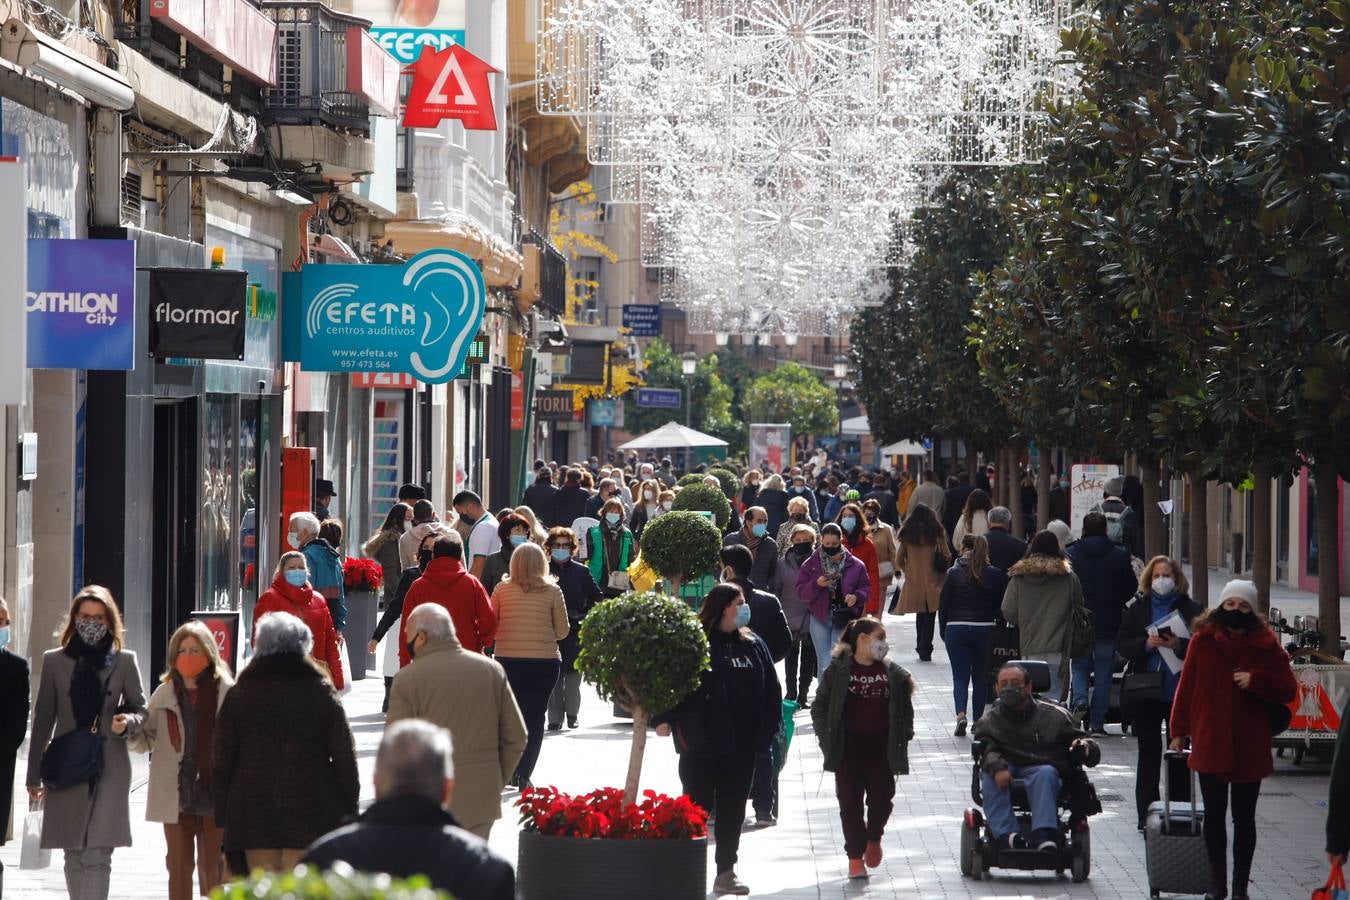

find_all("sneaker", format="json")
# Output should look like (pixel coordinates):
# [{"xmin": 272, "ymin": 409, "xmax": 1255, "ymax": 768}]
[
  {"xmin": 1070, "ymin": 704, "xmax": 1088, "ymax": 725},
  {"xmin": 1033, "ymin": 829, "xmax": 1058, "ymax": 852},
  {"xmin": 567, "ymin": 716, "xmax": 578, "ymax": 729},
  {"xmin": 998, "ymin": 833, "xmax": 1026, "ymax": 851},
  {"xmin": 1089, "ymin": 726, "xmax": 1109, "ymax": 737},
  {"xmin": 755, "ymin": 814, "xmax": 777, "ymax": 828},
  {"xmin": 863, "ymin": 840, "xmax": 883, "ymax": 868},
  {"xmin": 954, "ymin": 714, "xmax": 968, "ymax": 737},
  {"xmin": 713, "ymin": 870, "xmax": 751, "ymax": 895},
  {"xmin": 847, "ymin": 858, "xmax": 868, "ymax": 880},
  {"xmin": 546, "ymin": 723, "xmax": 563, "ymax": 732}
]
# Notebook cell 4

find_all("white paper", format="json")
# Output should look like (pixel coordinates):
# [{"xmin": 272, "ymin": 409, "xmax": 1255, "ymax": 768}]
[
  {"xmin": 1146, "ymin": 610, "xmax": 1190, "ymax": 674},
  {"xmin": 1158, "ymin": 500, "xmax": 1174, "ymax": 516}
]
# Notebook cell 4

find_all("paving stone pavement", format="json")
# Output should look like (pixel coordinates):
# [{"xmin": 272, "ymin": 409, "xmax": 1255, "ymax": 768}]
[{"xmin": 1, "ymin": 575, "xmax": 1339, "ymax": 898}]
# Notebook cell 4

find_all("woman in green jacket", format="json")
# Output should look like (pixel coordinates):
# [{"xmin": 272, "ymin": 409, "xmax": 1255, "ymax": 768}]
[{"xmin": 811, "ymin": 617, "xmax": 916, "ymax": 881}]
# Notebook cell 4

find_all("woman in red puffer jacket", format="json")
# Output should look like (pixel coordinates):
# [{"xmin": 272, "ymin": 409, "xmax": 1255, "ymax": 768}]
[
  {"xmin": 252, "ymin": 552, "xmax": 344, "ymax": 690},
  {"xmin": 1169, "ymin": 580, "xmax": 1296, "ymax": 900}
]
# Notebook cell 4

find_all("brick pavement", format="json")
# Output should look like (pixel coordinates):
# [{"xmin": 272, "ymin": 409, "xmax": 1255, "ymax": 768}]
[{"xmin": 1, "ymin": 580, "xmax": 1339, "ymax": 898}]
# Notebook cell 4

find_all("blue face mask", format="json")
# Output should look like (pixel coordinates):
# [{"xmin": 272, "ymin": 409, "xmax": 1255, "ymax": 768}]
[
  {"xmin": 551, "ymin": 548, "xmax": 572, "ymax": 563},
  {"xmin": 841, "ymin": 516, "xmax": 857, "ymax": 532},
  {"xmin": 734, "ymin": 603, "xmax": 752, "ymax": 628},
  {"xmin": 605, "ymin": 512, "xmax": 621, "ymax": 525},
  {"xmin": 510, "ymin": 534, "xmax": 528, "ymax": 547},
  {"xmin": 0, "ymin": 626, "xmax": 9, "ymax": 652},
  {"xmin": 284, "ymin": 568, "xmax": 308, "ymax": 587},
  {"xmin": 751, "ymin": 522, "xmax": 768, "ymax": 538}
]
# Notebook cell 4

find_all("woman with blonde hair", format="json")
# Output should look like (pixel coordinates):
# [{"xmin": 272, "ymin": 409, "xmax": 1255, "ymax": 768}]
[
  {"xmin": 26, "ymin": 586, "xmax": 146, "ymax": 900},
  {"xmin": 128, "ymin": 621, "xmax": 233, "ymax": 899},
  {"xmin": 491, "ymin": 542, "xmax": 569, "ymax": 788},
  {"xmin": 252, "ymin": 551, "xmax": 343, "ymax": 689},
  {"xmin": 514, "ymin": 505, "xmax": 550, "ymax": 545}
]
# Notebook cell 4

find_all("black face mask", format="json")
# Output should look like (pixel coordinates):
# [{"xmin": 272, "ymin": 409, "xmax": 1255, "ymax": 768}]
[
  {"xmin": 790, "ymin": 513, "xmax": 806, "ymax": 522},
  {"xmin": 791, "ymin": 543, "xmax": 813, "ymax": 559},
  {"xmin": 406, "ymin": 634, "xmax": 421, "ymax": 660},
  {"xmin": 1214, "ymin": 607, "xmax": 1259, "ymax": 632},
  {"xmin": 418, "ymin": 549, "xmax": 433, "ymax": 571},
  {"xmin": 822, "ymin": 544, "xmax": 843, "ymax": 557}
]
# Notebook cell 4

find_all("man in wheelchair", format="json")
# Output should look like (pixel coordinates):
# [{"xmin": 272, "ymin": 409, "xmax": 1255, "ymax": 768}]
[{"xmin": 972, "ymin": 662, "xmax": 1101, "ymax": 853}]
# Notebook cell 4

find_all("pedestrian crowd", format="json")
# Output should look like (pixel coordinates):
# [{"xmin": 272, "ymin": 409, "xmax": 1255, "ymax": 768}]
[{"xmin": 0, "ymin": 452, "xmax": 1342, "ymax": 900}]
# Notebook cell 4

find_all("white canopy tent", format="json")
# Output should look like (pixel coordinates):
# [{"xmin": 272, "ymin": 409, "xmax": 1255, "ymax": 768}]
[
  {"xmin": 840, "ymin": 414, "xmax": 870, "ymax": 436},
  {"xmin": 617, "ymin": 421, "xmax": 729, "ymax": 451},
  {"xmin": 880, "ymin": 439, "xmax": 928, "ymax": 456}
]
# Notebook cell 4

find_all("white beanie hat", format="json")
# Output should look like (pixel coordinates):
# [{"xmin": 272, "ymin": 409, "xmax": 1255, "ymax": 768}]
[
  {"xmin": 1046, "ymin": 520, "xmax": 1071, "ymax": 549},
  {"xmin": 1219, "ymin": 579, "xmax": 1259, "ymax": 606}
]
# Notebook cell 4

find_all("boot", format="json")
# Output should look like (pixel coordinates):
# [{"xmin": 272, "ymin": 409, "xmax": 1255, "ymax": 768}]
[{"xmin": 847, "ymin": 858, "xmax": 867, "ymax": 879}]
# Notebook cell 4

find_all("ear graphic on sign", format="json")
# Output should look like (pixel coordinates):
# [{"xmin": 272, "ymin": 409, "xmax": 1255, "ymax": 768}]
[
  {"xmin": 403, "ymin": 43, "xmax": 499, "ymax": 130},
  {"xmin": 402, "ymin": 250, "xmax": 486, "ymax": 381}
]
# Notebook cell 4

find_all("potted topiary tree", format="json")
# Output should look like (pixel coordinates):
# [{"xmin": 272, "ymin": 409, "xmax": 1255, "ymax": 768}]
[
  {"xmin": 516, "ymin": 591, "xmax": 711, "ymax": 900},
  {"xmin": 212, "ymin": 864, "xmax": 447, "ymax": 898},
  {"xmin": 670, "ymin": 483, "xmax": 731, "ymax": 531},
  {"xmin": 638, "ymin": 510, "xmax": 723, "ymax": 601},
  {"xmin": 706, "ymin": 467, "xmax": 741, "ymax": 502}
]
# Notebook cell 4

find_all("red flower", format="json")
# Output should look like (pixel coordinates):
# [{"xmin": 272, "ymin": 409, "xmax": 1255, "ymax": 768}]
[
  {"xmin": 516, "ymin": 786, "xmax": 707, "ymax": 841},
  {"xmin": 343, "ymin": 557, "xmax": 383, "ymax": 591}
]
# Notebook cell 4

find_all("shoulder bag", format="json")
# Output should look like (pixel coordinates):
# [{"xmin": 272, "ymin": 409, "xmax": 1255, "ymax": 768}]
[{"xmin": 40, "ymin": 658, "xmax": 118, "ymax": 791}]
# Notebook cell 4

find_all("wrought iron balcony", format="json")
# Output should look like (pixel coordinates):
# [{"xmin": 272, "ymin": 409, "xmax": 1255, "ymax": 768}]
[{"xmin": 259, "ymin": 1, "xmax": 374, "ymax": 133}]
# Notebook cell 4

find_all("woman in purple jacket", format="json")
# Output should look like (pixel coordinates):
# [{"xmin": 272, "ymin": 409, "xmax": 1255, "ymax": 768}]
[{"xmin": 796, "ymin": 523, "xmax": 871, "ymax": 679}]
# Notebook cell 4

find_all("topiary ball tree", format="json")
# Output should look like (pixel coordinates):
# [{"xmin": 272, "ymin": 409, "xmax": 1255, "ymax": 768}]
[
  {"xmin": 670, "ymin": 482, "xmax": 732, "ymax": 530},
  {"xmin": 639, "ymin": 511, "xmax": 723, "ymax": 584},
  {"xmin": 576, "ymin": 591, "xmax": 710, "ymax": 806},
  {"xmin": 676, "ymin": 473, "xmax": 705, "ymax": 488},
  {"xmin": 707, "ymin": 467, "xmax": 741, "ymax": 501}
]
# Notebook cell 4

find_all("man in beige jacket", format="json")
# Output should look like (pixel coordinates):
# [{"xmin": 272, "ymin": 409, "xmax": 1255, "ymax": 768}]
[{"xmin": 388, "ymin": 603, "xmax": 526, "ymax": 839}]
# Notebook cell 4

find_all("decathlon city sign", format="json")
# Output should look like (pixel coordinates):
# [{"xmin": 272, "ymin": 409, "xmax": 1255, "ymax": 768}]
[
  {"xmin": 26, "ymin": 238, "xmax": 135, "ymax": 370},
  {"xmin": 282, "ymin": 249, "xmax": 486, "ymax": 383}
]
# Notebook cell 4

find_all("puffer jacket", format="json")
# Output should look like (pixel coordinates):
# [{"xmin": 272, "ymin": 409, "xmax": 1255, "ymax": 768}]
[
  {"xmin": 1001, "ymin": 554, "xmax": 1084, "ymax": 656},
  {"xmin": 938, "ymin": 557, "xmax": 1007, "ymax": 635},
  {"xmin": 253, "ymin": 574, "xmax": 345, "ymax": 690},
  {"xmin": 302, "ymin": 538, "xmax": 348, "ymax": 631},
  {"xmin": 811, "ymin": 645, "xmax": 914, "ymax": 775},
  {"xmin": 973, "ymin": 696, "xmax": 1101, "ymax": 777}
]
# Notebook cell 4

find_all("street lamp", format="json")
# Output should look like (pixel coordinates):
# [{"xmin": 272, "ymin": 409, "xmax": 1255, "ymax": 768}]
[
  {"xmin": 714, "ymin": 331, "xmax": 729, "ymax": 346},
  {"xmin": 783, "ymin": 332, "xmax": 798, "ymax": 347},
  {"xmin": 833, "ymin": 354, "xmax": 849, "ymax": 384},
  {"xmin": 681, "ymin": 350, "xmax": 697, "ymax": 428}
]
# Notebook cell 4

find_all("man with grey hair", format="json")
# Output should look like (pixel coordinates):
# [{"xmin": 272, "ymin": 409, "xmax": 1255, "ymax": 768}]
[
  {"xmin": 984, "ymin": 506, "xmax": 1027, "ymax": 574},
  {"xmin": 388, "ymin": 604, "xmax": 526, "ymax": 839},
  {"xmin": 723, "ymin": 505, "xmax": 777, "ymax": 587},
  {"xmin": 302, "ymin": 720, "xmax": 516, "ymax": 899},
  {"xmin": 291, "ymin": 510, "xmax": 347, "ymax": 632}
]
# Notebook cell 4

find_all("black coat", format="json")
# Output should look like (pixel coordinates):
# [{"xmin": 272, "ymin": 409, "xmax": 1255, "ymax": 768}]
[
  {"xmin": 732, "ymin": 578, "xmax": 791, "ymax": 663},
  {"xmin": 864, "ymin": 489, "xmax": 898, "ymax": 527},
  {"xmin": 757, "ymin": 488, "xmax": 790, "ymax": 536},
  {"xmin": 653, "ymin": 631, "xmax": 781, "ymax": 758},
  {"xmin": 0, "ymin": 649, "xmax": 30, "ymax": 846},
  {"xmin": 937, "ymin": 559, "xmax": 1008, "ymax": 635},
  {"xmin": 1328, "ymin": 696, "xmax": 1350, "ymax": 857},
  {"xmin": 551, "ymin": 558, "xmax": 602, "ymax": 669},
  {"xmin": 553, "ymin": 485, "xmax": 590, "ymax": 526},
  {"xmin": 521, "ymin": 481, "xmax": 559, "ymax": 528},
  {"xmin": 1065, "ymin": 535, "xmax": 1137, "ymax": 639},
  {"xmin": 372, "ymin": 566, "xmax": 421, "ymax": 643},
  {"xmin": 984, "ymin": 527, "xmax": 1027, "ymax": 575},
  {"xmin": 302, "ymin": 796, "xmax": 517, "ymax": 900},
  {"xmin": 214, "ymin": 653, "xmax": 359, "ymax": 852},
  {"xmin": 1115, "ymin": 591, "xmax": 1202, "ymax": 673},
  {"xmin": 723, "ymin": 530, "xmax": 777, "ymax": 589},
  {"xmin": 943, "ymin": 484, "xmax": 975, "ymax": 537}
]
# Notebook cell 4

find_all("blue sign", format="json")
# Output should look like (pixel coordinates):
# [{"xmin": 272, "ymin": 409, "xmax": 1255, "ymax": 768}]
[
  {"xmin": 589, "ymin": 398, "xmax": 617, "ymax": 427},
  {"xmin": 26, "ymin": 238, "xmax": 136, "ymax": 370},
  {"xmin": 622, "ymin": 304, "xmax": 661, "ymax": 336},
  {"xmin": 636, "ymin": 387, "xmax": 682, "ymax": 409},
  {"xmin": 370, "ymin": 27, "xmax": 466, "ymax": 64},
  {"xmin": 283, "ymin": 249, "xmax": 485, "ymax": 383},
  {"xmin": 921, "ymin": 436, "xmax": 934, "ymax": 452}
]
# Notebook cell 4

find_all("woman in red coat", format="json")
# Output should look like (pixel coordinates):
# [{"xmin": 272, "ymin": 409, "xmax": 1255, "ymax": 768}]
[
  {"xmin": 1169, "ymin": 580, "xmax": 1296, "ymax": 900},
  {"xmin": 836, "ymin": 502, "xmax": 882, "ymax": 616},
  {"xmin": 252, "ymin": 552, "xmax": 344, "ymax": 690}
]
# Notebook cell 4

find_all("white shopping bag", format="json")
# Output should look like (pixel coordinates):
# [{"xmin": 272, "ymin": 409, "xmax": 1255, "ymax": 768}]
[
  {"xmin": 20, "ymin": 800, "xmax": 50, "ymax": 870},
  {"xmin": 335, "ymin": 637, "xmax": 353, "ymax": 695}
]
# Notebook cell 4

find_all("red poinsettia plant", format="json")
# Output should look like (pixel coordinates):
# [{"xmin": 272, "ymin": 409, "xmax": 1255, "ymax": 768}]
[
  {"xmin": 342, "ymin": 557, "xmax": 383, "ymax": 591},
  {"xmin": 517, "ymin": 786, "xmax": 707, "ymax": 841}
]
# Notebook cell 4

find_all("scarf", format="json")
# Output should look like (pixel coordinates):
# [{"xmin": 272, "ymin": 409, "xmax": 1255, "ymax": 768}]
[
  {"xmin": 601, "ymin": 520, "xmax": 624, "ymax": 575},
  {"xmin": 173, "ymin": 672, "xmax": 219, "ymax": 814},
  {"xmin": 65, "ymin": 633, "xmax": 114, "ymax": 729}
]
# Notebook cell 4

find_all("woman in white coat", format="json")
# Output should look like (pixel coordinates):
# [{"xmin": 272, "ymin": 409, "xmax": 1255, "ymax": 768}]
[{"xmin": 128, "ymin": 621, "xmax": 234, "ymax": 900}]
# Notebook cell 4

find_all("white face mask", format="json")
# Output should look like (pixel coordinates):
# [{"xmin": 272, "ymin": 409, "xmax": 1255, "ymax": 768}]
[
  {"xmin": 287, "ymin": 533, "xmax": 301, "ymax": 550},
  {"xmin": 869, "ymin": 638, "xmax": 890, "ymax": 660},
  {"xmin": 1152, "ymin": 576, "xmax": 1176, "ymax": 596},
  {"xmin": 661, "ymin": 500, "xmax": 673, "ymax": 511},
  {"xmin": 403, "ymin": 520, "xmax": 413, "ymax": 533},
  {"xmin": 643, "ymin": 491, "xmax": 654, "ymax": 501}
]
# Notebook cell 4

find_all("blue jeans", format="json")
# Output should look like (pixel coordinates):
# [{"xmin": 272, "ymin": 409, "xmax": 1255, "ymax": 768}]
[
  {"xmin": 980, "ymin": 764, "xmax": 1062, "ymax": 839},
  {"xmin": 943, "ymin": 623, "xmax": 992, "ymax": 718},
  {"xmin": 809, "ymin": 614, "xmax": 843, "ymax": 679},
  {"xmin": 1071, "ymin": 638, "xmax": 1117, "ymax": 729}
]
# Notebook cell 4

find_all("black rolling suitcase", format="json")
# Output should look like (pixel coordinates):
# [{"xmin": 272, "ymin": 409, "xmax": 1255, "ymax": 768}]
[{"xmin": 1144, "ymin": 750, "xmax": 1208, "ymax": 897}]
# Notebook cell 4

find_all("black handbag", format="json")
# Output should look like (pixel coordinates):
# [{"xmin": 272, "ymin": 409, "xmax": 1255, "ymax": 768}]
[
  {"xmin": 1263, "ymin": 696, "xmax": 1293, "ymax": 736},
  {"xmin": 39, "ymin": 716, "xmax": 105, "ymax": 791},
  {"xmin": 1120, "ymin": 670, "xmax": 1166, "ymax": 708}
]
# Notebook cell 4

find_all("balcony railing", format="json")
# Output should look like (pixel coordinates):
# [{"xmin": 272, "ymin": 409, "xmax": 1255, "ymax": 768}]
[
  {"xmin": 523, "ymin": 231, "xmax": 567, "ymax": 319},
  {"xmin": 260, "ymin": 1, "xmax": 372, "ymax": 132}
]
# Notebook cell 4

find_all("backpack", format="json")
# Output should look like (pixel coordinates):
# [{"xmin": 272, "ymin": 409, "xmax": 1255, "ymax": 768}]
[
  {"xmin": 1068, "ymin": 603, "xmax": 1095, "ymax": 659},
  {"xmin": 1100, "ymin": 502, "xmax": 1126, "ymax": 544}
]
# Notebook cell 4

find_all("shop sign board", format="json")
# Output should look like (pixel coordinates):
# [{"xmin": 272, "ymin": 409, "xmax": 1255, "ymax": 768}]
[
  {"xmin": 352, "ymin": 372, "xmax": 418, "ymax": 389},
  {"xmin": 350, "ymin": 0, "xmax": 466, "ymax": 65},
  {"xmin": 636, "ymin": 387, "xmax": 681, "ymax": 409},
  {"xmin": 510, "ymin": 370, "xmax": 525, "ymax": 430},
  {"xmin": 536, "ymin": 389, "xmax": 575, "ymax": 421},
  {"xmin": 26, "ymin": 238, "xmax": 135, "ymax": 370},
  {"xmin": 285, "ymin": 249, "xmax": 486, "ymax": 383},
  {"xmin": 403, "ymin": 44, "xmax": 499, "ymax": 130},
  {"xmin": 589, "ymin": 398, "xmax": 616, "ymax": 427},
  {"xmin": 1069, "ymin": 463, "xmax": 1119, "ymax": 539},
  {"xmin": 622, "ymin": 304, "xmax": 661, "ymax": 336},
  {"xmin": 189, "ymin": 610, "xmax": 241, "ymax": 672},
  {"xmin": 149, "ymin": 268, "xmax": 248, "ymax": 360}
]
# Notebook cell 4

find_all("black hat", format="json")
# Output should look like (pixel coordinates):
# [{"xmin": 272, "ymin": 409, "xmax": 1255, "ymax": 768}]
[{"xmin": 315, "ymin": 479, "xmax": 336, "ymax": 498}]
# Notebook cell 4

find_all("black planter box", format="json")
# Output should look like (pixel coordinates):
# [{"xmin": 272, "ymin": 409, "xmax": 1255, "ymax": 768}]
[{"xmin": 517, "ymin": 831, "xmax": 707, "ymax": 900}]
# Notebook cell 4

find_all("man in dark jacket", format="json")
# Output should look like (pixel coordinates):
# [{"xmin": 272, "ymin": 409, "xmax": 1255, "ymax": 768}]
[
  {"xmin": 973, "ymin": 663, "xmax": 1100, "ymax": 852},
  {"xmin": 985, "ymin": 507, "xmax": 1027, "ymax": 573},
  {"xmin": 1092, "ymin": 476, "xmax": 1142, "ymax": 559},
  {"xmin": 1065, "ymin": 512, "xmax": 1137, "ymax": 733},
  {"xmin": 303, "ymin": 720, "xmax": 516, "ymax": 900},
  {"xmin": 553, "ymin": 469, "xmax": 591, "ymax": 526},
  {"xmin": 788, "ymin": 473, "xmax": 821, "ymax": 522},
  {"xmin": 1328, "ymin": 695, "xmax": 1350, "ymax": 867},
  {"xmin": 521, "ymin": 470, "xmax": 559, "ymax": 527},
  {"xmin": 723, "ymin": 507, "xmax": 778, "ymax": 589}
]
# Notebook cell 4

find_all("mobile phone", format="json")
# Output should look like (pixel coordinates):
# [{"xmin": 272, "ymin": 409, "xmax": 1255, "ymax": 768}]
[{"xmin": 1157, "ymin": 626, "xmax": 1174, "ymax": 641}]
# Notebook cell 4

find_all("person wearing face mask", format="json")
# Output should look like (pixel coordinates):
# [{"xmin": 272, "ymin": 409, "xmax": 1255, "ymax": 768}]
[
  {"xmin": 0, "ymin": 596, "xmax": 30, "ymax": 887},
  {"xmin": 757, "ymin": 474, "xmax": 790, "ymax": 536},
  {"xmin": 772, "ymin": 526, "xmax": 821, "ymax": 706},
  {"xmin": 723, "ymin": 506, "xmax": 778, "ymax": 588},
  {"xmin": 546, "ymin": 528, "xmax": 603, "ymax": 731},
  {"xmin": 1168, "ymin": 580, "xmax": 1297, "ymax": 900},
  {"xmin": 658, "ymin": 489, "xmax": 676, "ymax": 515},
  {"xmin": 627, "ymin": 478, "xmax": 663, "ymax": 543},
  {"xmin": 398, "ymin": 499, "xmax": 447, "ymax": 569},
  {"xmin": 290, "ymin": 511, "xmax": 348, "ymax": 635},
  {"xmin": 897, "ymin": 504, "xmax": 951, "ymax": 660},
  {"xmin": 894, "ymin": 471, "xmax": 915, "ymax": 524},
  {"xmin": 127, "ymin": 622, "xmax": 234, "ymax": 900},
  {"xmin": 938, "ymin": 535, "xmax": 1008, "ymax": 736},
  {"xmin": 253, "ymin": 552, "xmax": 345, "ymax": 690},
  {"xmin": 861, "ymin": 499, "xmax": 899, "ymax": 609},
  {"xmin": 775, "ymin": 496, "xmax": 817, "ymax": 557},
  {"xmin": 835, "ymin": 503, "xmax": 882, "ymax": 617},
  {"xmin": 26, "ymin": 587, "xmax": 147, "ymax": 900},
  {"xmin": 1115, "ymin": 556, "xmax": 1201, "ymax": 830},
  {"xmin": 364, "ymin": 503, "xmax": 413, "ymax": 616},
  {"xmin": 370, "ymin": 533, "xmax": 438, "ymax": 713},
  {"xmin": 973, "ymin": 663, "xmax": 1100, "ymax": 854},
  {"xmin": 787, "ymin": 475, "xmax": 821, "ymax": 523},
  {"xmin": 653, "ymin": 585, "xmax": 782, "ymax": 897},
  {"xmin": 586, "ymin": 498, "xmax": 635, "ymax": 597},
  {"xmin": 797, "ymin": 524, "xmax": 871, "ymax": 680},
  {"xmin": 480, "ymin": 514, "xmax": 532, "ymax": 595},
  {"xmin": 1048, "ymin": 469, "xmax": 1072, "ymax": 525},
  {"xmin": 811, "ymin": 618, "xmax": 916, "ymax": 880}
]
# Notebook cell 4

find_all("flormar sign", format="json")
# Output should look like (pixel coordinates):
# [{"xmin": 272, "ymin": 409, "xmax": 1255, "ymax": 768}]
[{"xmin": 148, "ymin": 268, "xmax": 247, "ymax": 360}]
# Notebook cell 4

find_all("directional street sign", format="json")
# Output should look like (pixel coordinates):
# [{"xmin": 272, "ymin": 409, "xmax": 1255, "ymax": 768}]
[{"xmin": 636, "ymin": 387, "xmax": 682, "ymax": 409}]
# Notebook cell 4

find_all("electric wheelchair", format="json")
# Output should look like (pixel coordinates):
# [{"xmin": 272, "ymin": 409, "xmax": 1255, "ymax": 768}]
[{"xmin": 959, "ymin": 660, "xmax": 1100, "ymax": 883}]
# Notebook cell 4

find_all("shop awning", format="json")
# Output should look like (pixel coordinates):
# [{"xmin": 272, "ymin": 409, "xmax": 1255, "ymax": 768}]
[
  {"xmin": 879, "ymin": 439, "xmax": 928, "ymax": 456},
  {"xmin": 383, "ymin": 218, "xmax": 524, "ymax": 288},
  {"xmin": 841, "ymin": 414, "xmax": 870, "ymax": 436}
]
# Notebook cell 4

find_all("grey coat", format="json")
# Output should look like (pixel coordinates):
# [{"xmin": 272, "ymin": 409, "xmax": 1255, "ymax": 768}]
[{"xmin": 26, "ymin": 647, "xmax": 146, "ymax": 849}]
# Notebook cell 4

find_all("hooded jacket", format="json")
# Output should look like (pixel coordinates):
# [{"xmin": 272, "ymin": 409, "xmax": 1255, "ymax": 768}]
[
  {"xmin": 399, "ymin": 557, "xmax": 497, "ymax": 663},
  {"xmin": 1001, "ymin": 554, "xmax": 1085, "ymax": 656},
  {"xmin": 254, "ymin": 573, "xmax": 345, "ymax": 690},
  {"xmin": 302, "ymin": 538, "xmax": 347, "ymax": 631},
  {"xmin": 398, "ymin": 520, "xmax": 447, "ymax": 570},
  {"xmin": 811, "ymin": 645, "xmax": 914, "ymax": 775},
  {"xmin": 1065, "ymin": 535, "xmax": 1137, "ymax": 639},
  {"xmin": 795, "ymin": 547, "xmax": 870, "ymax": 624},
  {"xmin": 972, "ymin": 695, "xmax": 1100, "ymax": 776}
]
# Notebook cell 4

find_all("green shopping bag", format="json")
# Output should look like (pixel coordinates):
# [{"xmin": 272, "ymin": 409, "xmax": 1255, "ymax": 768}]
[{"xmin": 770, "ymin": 699, "xmax": 796, "ymax": 773}]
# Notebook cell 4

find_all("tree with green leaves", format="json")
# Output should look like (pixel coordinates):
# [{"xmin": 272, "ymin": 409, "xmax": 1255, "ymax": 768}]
[
  {"xmin": 629, "ymin": 338, "xmax": 741, "ymax": 451},
  {"xmin": 743, "ymin": 362, "xmax": 839, "ymax": 444}
]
